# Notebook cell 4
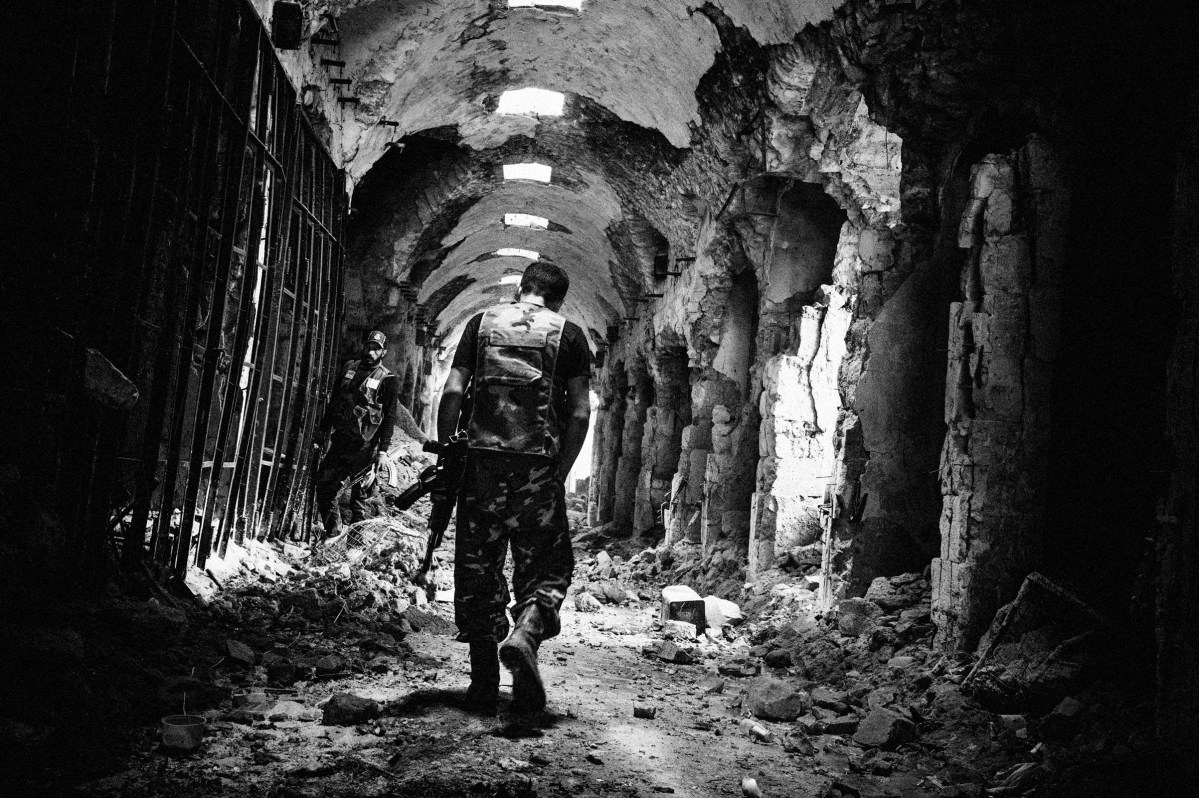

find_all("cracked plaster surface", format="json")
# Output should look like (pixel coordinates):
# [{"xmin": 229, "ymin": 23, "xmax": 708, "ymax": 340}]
[{"xmin": 286, "ymin": 1, "xmax": 845, "ymax": 182}]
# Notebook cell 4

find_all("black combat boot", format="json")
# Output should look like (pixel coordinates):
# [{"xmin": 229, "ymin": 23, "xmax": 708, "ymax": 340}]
[
  {"xmin": 460, "ymin": 641, "xmax": 500, "ymax": 715},
  {"xmin": 499, "ymin": 604, "xmax": 546, "ymax": 713}
]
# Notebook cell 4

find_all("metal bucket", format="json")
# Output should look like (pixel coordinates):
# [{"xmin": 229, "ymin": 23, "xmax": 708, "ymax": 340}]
[{"xmin": 161, "ymin": 714, "xmax": 206, "ymax": 751}]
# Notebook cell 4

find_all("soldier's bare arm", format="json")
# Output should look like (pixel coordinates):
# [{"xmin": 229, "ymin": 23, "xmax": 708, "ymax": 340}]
[
  {"xmin": 438, "ymin": 365, "xmax": 472, "ymax": 442},
  {"xmin": 556, "ymin": 375, "xmax": 591, "ymax": 482}
]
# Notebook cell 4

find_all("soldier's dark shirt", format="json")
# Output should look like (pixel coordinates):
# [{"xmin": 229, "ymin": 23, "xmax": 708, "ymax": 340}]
[{"xmin": 452, "ymin": 310, "xmax": 592, "ymax": 432}]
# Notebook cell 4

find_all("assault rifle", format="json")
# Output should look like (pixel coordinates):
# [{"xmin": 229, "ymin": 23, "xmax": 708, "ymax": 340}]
[{"xmin": 391, "ymin": 433, "xmax": 468, "ymax": 589}]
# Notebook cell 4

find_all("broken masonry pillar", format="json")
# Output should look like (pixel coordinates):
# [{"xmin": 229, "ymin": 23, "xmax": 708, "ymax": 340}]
[{"xmin": 932, "ymin": 139, "xmax": 1068, "ymax": 652}]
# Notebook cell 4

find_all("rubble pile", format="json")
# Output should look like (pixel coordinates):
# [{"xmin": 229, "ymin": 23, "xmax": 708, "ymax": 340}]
[{"xmin": 598, "ymin": 535, "xmax": 1166, "ymax": 797}]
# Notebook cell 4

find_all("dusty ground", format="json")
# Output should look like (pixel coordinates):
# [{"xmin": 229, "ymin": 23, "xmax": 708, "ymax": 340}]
[
  {"xmin": 73, "ymin": 596, "xmax": 830, "ymax": 798},
  {"xmin": 2, "ymin": 470, "xmax": 1175, "ymax": 798}
]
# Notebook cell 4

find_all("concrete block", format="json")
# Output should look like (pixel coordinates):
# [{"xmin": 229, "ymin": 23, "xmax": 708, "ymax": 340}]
[
  {"xmin": 702, "ymin": 595, "xmax": 742, "ymax": 627},
  {"xmin": 661, "ymin": 584, "xmax": 706, "ymax": 628}
]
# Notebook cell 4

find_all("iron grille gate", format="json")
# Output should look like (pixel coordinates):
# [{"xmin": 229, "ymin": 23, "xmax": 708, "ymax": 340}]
[{"xmin": 3, "ymin": 0, "xmax": 346, "ymax": 588}]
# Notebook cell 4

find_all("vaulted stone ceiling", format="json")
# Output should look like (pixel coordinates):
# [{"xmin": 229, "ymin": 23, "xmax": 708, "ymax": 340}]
[{"xmin": 293, "ymin": 0, "xmax": 852, "ymax": 347}]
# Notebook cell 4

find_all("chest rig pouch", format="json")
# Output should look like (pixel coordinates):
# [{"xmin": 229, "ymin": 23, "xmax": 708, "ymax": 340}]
[
  {"xmin": 333, "ymin": 359, "xmax": 391, "ymax": 444},
  {"xmin": 467, "ymin": 302, "xmax": 566, "ymax": 459}
]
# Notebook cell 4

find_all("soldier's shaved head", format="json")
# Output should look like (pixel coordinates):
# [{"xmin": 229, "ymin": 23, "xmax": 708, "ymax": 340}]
[{"xmin": 519, "ymin": 262, "xmax": 570, "ymax": 308}]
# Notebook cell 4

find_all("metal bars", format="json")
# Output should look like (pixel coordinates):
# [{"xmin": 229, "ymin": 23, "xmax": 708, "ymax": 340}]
[{"xmin": 8, "ymin": 0, "xmax": 347, "ymax": 588}]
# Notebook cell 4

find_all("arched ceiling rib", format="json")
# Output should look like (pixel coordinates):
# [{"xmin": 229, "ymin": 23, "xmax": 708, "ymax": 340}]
[
  {"xmin": 324, "ymin": 0, "xmax": 853, "ymax": 353},
  {"xmin": 416, "ymin": 184, "xmax": 623, "ymax": 343},
  {"xmin": 314, "ymin": 0, "xmax": 843, "ymax": 181}
]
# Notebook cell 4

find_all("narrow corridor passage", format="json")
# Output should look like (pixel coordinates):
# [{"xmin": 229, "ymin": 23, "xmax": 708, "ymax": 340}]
[
  {"xmin": 64, "ymin": 491, "xmax": 1007, "ymax": 798},
  {"xmin": 5, "ymin": 2, "xmax": 1199, "ymax": 797}
]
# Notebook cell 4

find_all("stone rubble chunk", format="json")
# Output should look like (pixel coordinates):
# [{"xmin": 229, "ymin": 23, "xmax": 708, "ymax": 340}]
[
  {"xmin": 633, "ymin": 702, "xmax": 657, "ymax": 719},
  {"xmin": 837, "ymin": 597, "xmax": 882, "ymax": 637},
  {"xmin": 738, "ymin": 718, "xmax": 776, "ymax": 744},
  {"xmin": 746, "ymin": 676, "xmax": 811, "ymax": 721},
  {"xmin": 321, "ymin": 692, "xmax": 380, "ymax": 726},
  {"xmin": 718, "ymin": 659, "xmax": 760, "ymax": 678},
  {"xmin": 642, "ymin": 640, "xmax": 696, "ymax": 665},
  {"xmin": 663, "ymin": 620, "xmax": 698, "ymax": 640},
  {"xmin": 821, "ymin": 715, "xmax": 861, "ymax": 735},
  {"xmin": 315, "ymin": 654, "xmax": 344, "ymax": 675},
  {"xmin": 661, "ymin": 584, "xmax": 706, "ymax": 628},
  {"xmin": 810, "ymin": 687, "xmax": 850, "ymax": 710},
  {"xmin": 702, "ymin": 595, "xmax": 743, "ymax": 628},
  {"xmin": 763, "ymin": 649, "xmax": 792, "ymax": 668},
  {"xmin": 226, "ymin": 640, "xmax": 256, "ymax": 668},
  {"xmin": 575, "ymin": 592, "xmax": 602, "ymax": 612},
  {"xmin": 864, "ymin": 573, "xmax": 926, "ymax": 611},
  {"xmin": 401, "ymin": 606, "xmax": 458, "ymax": 636},
  {"xmin": 601, "ymin": 581, "xmax": 630, "ymax": 605},
  {"xmin": 268, "ymin": 700, "xmax": 307, "ymax": 721},
  {"xmin": 852, "ymin": 707, "xmax": 916, "ymax": 749}
]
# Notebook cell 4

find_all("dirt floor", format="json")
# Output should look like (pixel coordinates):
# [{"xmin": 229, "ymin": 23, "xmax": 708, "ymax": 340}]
[
  {"xmin": 72, "ymin": 598, "xmax": 835, "ymax": 798},
  {"xmin": 1, "ymin": 473, "xmax": 1178, "ymax": 798}
]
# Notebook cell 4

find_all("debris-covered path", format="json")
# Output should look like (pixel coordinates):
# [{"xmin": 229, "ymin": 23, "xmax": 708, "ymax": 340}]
[
  {"xmin": 25, "ymin": 474, "xmax": 1166, "ymax": 798},
  {"xmin": 78, "ymin": 594, "xmax": 824, "ymax": 798}
]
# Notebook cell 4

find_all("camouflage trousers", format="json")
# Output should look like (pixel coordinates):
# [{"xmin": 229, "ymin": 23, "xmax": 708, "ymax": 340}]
[
  {"xmin": 454, "ymin": 453, "xmax": 573, "ymax": 643},
  {"xmin": 314, "ymin": 439, "xmax": 378, "ymax": 536}
]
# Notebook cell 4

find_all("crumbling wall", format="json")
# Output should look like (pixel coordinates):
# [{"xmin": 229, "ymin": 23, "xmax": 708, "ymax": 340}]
[{"xmin": 932, "ymin": 139, "xmax": 1068, "ymax": 652}]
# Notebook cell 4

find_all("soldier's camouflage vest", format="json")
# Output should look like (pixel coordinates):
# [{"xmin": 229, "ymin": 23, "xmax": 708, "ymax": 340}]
[
  {"xmin": 331, "ymin": 359, "xmax": 391, "ymax": 444},
  {"xmin": 466, "ymin": 302, "xmax": 566, "ymax": 460}
]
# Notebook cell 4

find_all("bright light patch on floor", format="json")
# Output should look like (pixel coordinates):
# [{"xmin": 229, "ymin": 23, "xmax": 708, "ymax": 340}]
[
  {"xmin": 499, "ymin": 274, "xmax": 523, "ymax": 285},
  {"xmin": 508, "ymin": 0, "xmax": 584, "ymax": 10},
  {"xmin": 503, "ymin": 163, "xmax": 552, "ymax": 183},
  {"xmin": 496, "ymin": 248, "xmax": 540, "ymax": 259},
  {"xmin": 496, "ymin": 88, "xmax": 565, "ymax": 117},
  {"xmin": 503, "ymin": 213, "xmax": 549, "ymax": 229}
]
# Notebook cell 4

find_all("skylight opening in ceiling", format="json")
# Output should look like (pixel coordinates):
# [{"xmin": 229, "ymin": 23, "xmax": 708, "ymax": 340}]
[
  {"xmin": 496, "ymin": 88, "xmax": 565, "ymax": 118},
  {"xmin": 503, "ymin": 213, "xmax": 549, "ymax": 229},
  {"xmin": 508, "ymin": 0, "xmax": 584, "ymax": 10},
  {"xmin": 496, "ymin": 248, "xmax": 540, "ymax": 259},
  {"xmin": 503, "ymin": 163, "xmax": 552, "ymax": 183}
]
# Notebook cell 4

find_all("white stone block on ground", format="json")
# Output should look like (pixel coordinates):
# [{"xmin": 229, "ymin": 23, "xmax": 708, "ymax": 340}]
[
  {"xmin": 703, "ymin": 595, "xmax": 742, "ymax": 627},
  {"xmin": 661, "ymin": 584, "xmax": 706, "ymax": 627}
]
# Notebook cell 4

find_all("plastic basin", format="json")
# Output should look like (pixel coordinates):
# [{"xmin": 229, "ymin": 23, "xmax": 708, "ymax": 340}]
[{"xmin": 161, "ymin": 714, "xmax": 206, "ymax": 751}]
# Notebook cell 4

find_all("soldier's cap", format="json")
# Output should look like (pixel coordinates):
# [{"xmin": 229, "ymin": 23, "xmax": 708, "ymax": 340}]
[{"xmin": 366, "ymin": 330, "xmax": 387, "ymax": 348}]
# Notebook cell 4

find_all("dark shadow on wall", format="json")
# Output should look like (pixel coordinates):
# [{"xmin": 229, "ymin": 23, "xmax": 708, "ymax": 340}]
[{"xmin": 1038, "ymin": 1, "xmax": 1185, "ymax": 620}]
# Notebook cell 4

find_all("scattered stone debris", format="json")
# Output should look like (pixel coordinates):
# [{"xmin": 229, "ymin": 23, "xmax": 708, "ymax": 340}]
[
  {"xmin": 0, "ymin": 497, "xmax": 1170, "ymax": 797},
  {"xmin": 633, "ymin": 702, "xmax": 658, "ymax": 719}
]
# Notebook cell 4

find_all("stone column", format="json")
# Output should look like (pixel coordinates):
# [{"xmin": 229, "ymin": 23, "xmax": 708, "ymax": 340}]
[
  {"xmin": 633, "ymin": 405, "xmax": 682, "ymax": 534},
  {"xmin": 668, "ymin": 421, "xmax": 711, "ymax": 544},
  {"xmin": 932, "ymin": 139, "xmax": 1067, "ymax": 651},
  {"xmin": 586, "ymin": 405, "xmax": 609, "ymax": 527},
  {"xmin": 612, "ymin": 387, "xmax": 647, "ymax": 533}
]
